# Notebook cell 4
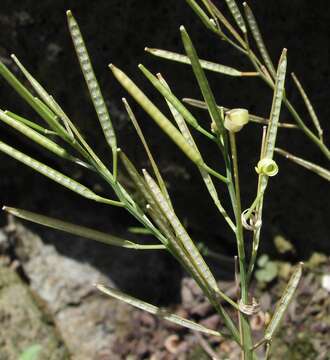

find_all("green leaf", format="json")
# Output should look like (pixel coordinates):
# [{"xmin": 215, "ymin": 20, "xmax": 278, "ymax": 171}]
[
  {"xmin": 3, "ymin": 206, "xmax": 164, "ymax": 250},
  {"xmin": 96, "ymin": 284, "xmax": 222, "ymax": 337},
  {"xmin": 18, "ymin": 344, "xmax": 42, "ymax": 360},
  {"xmin": 255, "ymin": 261, "xmax": 278, "ymax": 283}
]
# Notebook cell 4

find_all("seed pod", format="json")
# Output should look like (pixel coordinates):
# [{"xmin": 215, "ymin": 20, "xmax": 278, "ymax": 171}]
[
  {"xmin": 109, "ymin": 64, "xmax": 203, "ymax": 166},
  {"xmin": 224, "ymin": 108, "xmax": 249, "ymax": 132},
  {"xmin": 255, "ymin": 158, "xmax": 279, "ymax": 177}
]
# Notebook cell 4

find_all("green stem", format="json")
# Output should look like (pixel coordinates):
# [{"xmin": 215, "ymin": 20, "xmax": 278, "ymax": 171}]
[
  {"xmin": 201, "ymin": 163, "xmax": 229, "ymax": 183},
  {"xmin": 229, "ymin": 132, "xmax": 254, "ymax": 360},
  {"xmin": 248, "ymin": 52, "xmax": 330, "ymax": 160}
]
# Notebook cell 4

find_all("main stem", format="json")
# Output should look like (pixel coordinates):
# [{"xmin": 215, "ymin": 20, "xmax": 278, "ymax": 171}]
[{"xmin": 229, "ymin": 132, "xmax": 254, "ymax": 360}]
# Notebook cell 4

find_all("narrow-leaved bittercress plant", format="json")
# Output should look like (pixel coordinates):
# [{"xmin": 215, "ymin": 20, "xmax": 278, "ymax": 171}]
[{"xmin": 2, "ymin": 1, "xmax": 326, "ymax": 358}]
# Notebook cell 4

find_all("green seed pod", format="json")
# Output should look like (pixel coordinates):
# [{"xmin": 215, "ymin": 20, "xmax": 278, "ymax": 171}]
[
  {"xmin": 224, "ymin": 108, "xmax": 249, "ymax": 132},
  {"xmin": 255, "ymin": 158, "xmax": 279, "ymax": 177}
]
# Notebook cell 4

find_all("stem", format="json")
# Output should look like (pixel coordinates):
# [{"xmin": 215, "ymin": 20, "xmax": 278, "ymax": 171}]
[
  {"xmin": 229, "ymin": 132, "xmax": 254, "ymax": 360},
  {"xmin": 248, "ymin": 52, "xmax": 330, "ymax": 160},
  {"xmin": 201, "ymin": 163, "xmax": 229, "ymax": 183}
]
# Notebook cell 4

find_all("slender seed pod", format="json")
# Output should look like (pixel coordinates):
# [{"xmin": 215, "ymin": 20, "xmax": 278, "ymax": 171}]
[
  {"xmin": 0, "ymin": 60, "xmax": 67, "ymax": 137},
  {"xmin": 243, "ymin": 3, "xmax": 276, "ymax": 77},
  {"xmin": 291, "ymin": 73, "xmax": 323, "ymax": 141},
  {"xmin": 67, "ymin": 10, "xmax": 117, "ymax": 169},
  {"xmin": 109, "ymin": 64, "xmax": 203, "ymax": 165},
  {"xmin": 0, "ymin": 140, "xmax": 121, "ymax": 206},
  {"xmin": 224, "ymin": 0, "xmax": 247, "ymax": 34},
  {"xmin": 97, "ymin": 284, "xmax": 222, "ymax": 337},
  {"xmin": 180, "ymin": 26, "xmax": 224, "ymax": 135},
  {"xmin": 264, "ymin": 49, "xmax": 287, "ymax": 159},
  {"xmin": 265, "ymin": 263, "xmax": 303, "ymax": 340},
  {"xmin": 3, "ymin": 207, "xmax": 164, "ymax": 250},
  {"xmin": 142, "ymin": 170, "xmax": 238, "ymax": 309},
  {"xmin": 139, "ymin": 64, "xmax": 214, "ymax": 141},
  {"xmin": 145, "ymin": 48, "xmax": 247, "ymax": 76},
  {"xmin": 275, "ymin": 147, "xmax": 330, "ymax": 181},
  {"xmin": 4, "ymin": 111, "xmax": 55, "ymax": 135},
  {"xmin": 185, "ymin": 0, "xmax": 218, "ymax": 33},
  {"xmin": 0, "ymin": 110, "xmax": 72, "ymax": 160}
]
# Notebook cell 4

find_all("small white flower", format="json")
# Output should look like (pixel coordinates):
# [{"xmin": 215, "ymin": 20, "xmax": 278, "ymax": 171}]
[{"xmin": 224, "ymin": 108, "xmax": 249, "ymax": 132}]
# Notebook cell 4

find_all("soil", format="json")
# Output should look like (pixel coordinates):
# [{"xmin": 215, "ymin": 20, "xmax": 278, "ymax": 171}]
[{"xmin": 0, "ymin": 222, "xmax": 329, "ymax": 359}]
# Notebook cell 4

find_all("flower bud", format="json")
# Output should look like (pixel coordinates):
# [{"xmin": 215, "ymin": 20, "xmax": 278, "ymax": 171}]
[
  {"xmin": 224, "ymin": 108, "xmax": 249, "ymax": 132},
  {"xmin": 255, "ymin": 158, "xmax": 279, "ymax": 177}
]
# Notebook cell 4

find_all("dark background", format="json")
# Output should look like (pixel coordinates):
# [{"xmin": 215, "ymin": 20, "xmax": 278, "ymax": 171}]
[{"xmin": 0, "ymin": 0, "xmax": 329, "ymax": 304}]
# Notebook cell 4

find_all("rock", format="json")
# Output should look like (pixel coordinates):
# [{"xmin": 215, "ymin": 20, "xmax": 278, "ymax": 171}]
[
  {"xmin": 0, "ymin": 264, "xmax": 69, "ymax": 359},
  {"xmin": 7, "ymin": 222, "xmax": 134, "ymax": 360}
]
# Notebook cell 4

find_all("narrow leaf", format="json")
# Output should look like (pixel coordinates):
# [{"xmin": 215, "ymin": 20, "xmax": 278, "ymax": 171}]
[
  {"xmin": 275, "ymin": 148, "xmax": 330, "ymax": 181},
  {"xmin": 96, "ymin": 284, "xmax": 222, "ymax": 336},
  {"xmin": 291, "ymin": 72, "xmax": 323, "ymax": 141},
  {"xmin": 224, "ymin": 0, "xmax": 247, "ymax": 33},
  {"xmin": 67, "ymin": 11, "xmax": 117, "ymax": 167},
  {"xmin": 243, "ymin": 3, "xmax": 276, "ymax": 77},
  {"xmin": 3, "ymin": 206, "xmax": 163, "ymax": 250},
  {"xmin": 265, "ymin": 262, "xmax": 303, "ymax": 340},
  {"xmin": 109, "ymin": 64, "xmax": 203, "ymax": 166}
]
